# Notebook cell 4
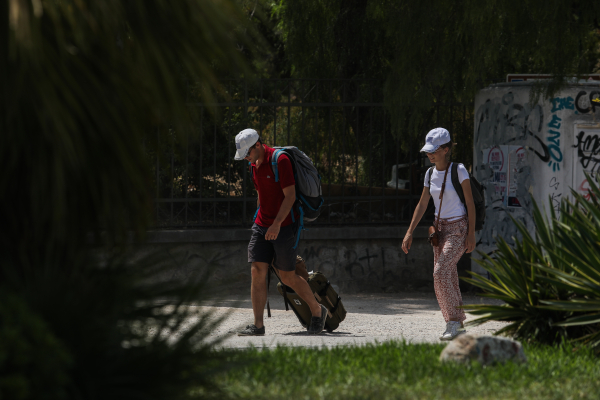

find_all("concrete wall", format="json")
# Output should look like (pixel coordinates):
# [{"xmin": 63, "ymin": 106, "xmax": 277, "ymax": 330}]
[
  {"xmin": 473, "ymin": 82, "xmax": 600, "ymax": 275},
  {"xmin": 141, "ymin": 225, "xmax": 472, "ymax": 294}
]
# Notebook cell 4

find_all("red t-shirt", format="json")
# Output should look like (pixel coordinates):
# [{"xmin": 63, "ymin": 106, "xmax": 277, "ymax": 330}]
[{"xmin": 251, "ymin": 145, "xmax": 298, "ymax": 227}]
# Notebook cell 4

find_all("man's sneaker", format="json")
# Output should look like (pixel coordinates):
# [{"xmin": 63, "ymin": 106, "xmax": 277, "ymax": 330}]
[
  {"xmin": 441, "ymin": 321, "xmax": 466, "ymax": 341},
  {"xmin": 237, "ymin": 324, "xmax": 265, "ymax": 336},
  {"xmin": 307, "ymin": 305, "xmax": 328, "ymax": 335}
]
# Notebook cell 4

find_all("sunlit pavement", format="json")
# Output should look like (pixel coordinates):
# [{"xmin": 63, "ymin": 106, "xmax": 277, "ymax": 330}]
[{"xmin": 193, "ymin": 292, "xmax": 508, "ymax": 349}]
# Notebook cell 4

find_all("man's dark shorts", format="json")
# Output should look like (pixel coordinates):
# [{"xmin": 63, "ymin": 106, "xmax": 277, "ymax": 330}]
[{"xmin": 248, "ymin": 222, "xmax": 298, "ymax": 271}]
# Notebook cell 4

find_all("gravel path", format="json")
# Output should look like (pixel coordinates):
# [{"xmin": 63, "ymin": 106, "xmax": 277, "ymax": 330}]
[{"xmin": 197, "ymin": 292, "xmax": 508, "ymax": 349}]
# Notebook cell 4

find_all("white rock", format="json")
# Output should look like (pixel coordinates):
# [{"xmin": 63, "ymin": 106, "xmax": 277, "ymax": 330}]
[{"xmin": 439, "ymin": 334, "xmax": 527, "ymax": 366}]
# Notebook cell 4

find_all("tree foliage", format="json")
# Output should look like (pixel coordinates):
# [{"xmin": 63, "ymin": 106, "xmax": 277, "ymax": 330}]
[
  {"xmin": 1, "ymin": 0, "xmax": 255, "ymax": 397},
  {"xmin": 274, "ymin": 0, "xmax": 600, "ymax": 145},
  {"xmin": 1, "ymin": 0, "xmax": 254, "ymax": 264}
]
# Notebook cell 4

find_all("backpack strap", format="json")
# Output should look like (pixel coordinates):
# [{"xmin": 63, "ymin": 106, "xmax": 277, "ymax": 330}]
[
  {"xmin": 272, "ymin": 148, "xmax": 304, "ymax": 249},
  {"xmin": 427, "ymin": 166, "xmax": 434, "ymax": 188},
  {"xmin": 434, "ymin": 163, "xmax": 450, "ymax": 226},
  {"xmin": 293, "ymin": 206, "xmax": 304, "ymax": 249},
  {"xmin": 452, "ymin": 163, "xmax": 466, "ymax": 205},
  {"xmin": 272, "ymin": 148, "xmax": 286, "ymax": 182},
  {"xmin": 249, "ymin": 162, "xmax": 260, "ymax": 221},
  {"xmin": 270, "ymin": 149, "xmax": 295, "ymax": 222}
]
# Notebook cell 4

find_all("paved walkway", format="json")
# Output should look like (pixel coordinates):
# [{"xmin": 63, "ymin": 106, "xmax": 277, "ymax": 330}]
[{"xmin": 196, "ymin": 292, "xmax": 508, "ymax": 349}]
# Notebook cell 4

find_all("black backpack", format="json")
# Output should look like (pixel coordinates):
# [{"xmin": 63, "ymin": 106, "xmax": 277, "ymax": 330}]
[{"xmin": 428, "ymin": 163, "xmax": 486, "ymax": 231}]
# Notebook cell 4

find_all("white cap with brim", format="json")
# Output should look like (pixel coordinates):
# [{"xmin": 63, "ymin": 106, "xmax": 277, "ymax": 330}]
[
  {"xmin": 420, "ymin": 127, "xmax": 451, "ymax": 153},
  {"xmin": 234, "ymin": 129, "xmax": 259, "ymax": 160}
]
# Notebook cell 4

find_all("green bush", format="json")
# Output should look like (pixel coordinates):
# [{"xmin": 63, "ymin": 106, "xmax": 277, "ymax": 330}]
[
  {"xmin": 0, "ymin": 291, "xmax": 71, "ymax": 400},
  {"xmin": 464, "ymin": 173, "xmax": 600, "ymax": 351},
  {"xmin": 1, "ymin": 0, "xmax": 254, "ymax": 397},
  {"xmin": 1, "ymin": 251, "xmax": 233, "ymax": 399}
]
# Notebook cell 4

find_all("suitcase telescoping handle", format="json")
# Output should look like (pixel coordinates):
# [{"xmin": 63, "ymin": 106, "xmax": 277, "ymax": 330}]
[
  {"xmin": 267, "ymin": 257, "xmax": 307, "ymax": 317},
  {"xmin": 267, "ymin": 264, "xmax": 291, "ymax": 318}
]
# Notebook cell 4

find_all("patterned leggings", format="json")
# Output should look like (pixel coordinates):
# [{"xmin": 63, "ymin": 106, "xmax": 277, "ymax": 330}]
[{"xmin": 433, "ymin": 216, "xmax": 467, "ymax": 323}]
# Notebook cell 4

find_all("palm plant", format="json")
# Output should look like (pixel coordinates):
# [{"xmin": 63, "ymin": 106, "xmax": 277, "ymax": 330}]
[
  {"xmin": 1, "ymin": 0, "xmax": 257, "ymax": 398},
  {"xmin": 464, "ymin": 173, "xmax": 600, "ymax": 351}
]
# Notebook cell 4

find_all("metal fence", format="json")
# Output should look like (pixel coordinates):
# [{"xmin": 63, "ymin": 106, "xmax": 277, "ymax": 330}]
[{"xmin": 148, "ymin": 79, "xmax": 473, "ymax": 228}]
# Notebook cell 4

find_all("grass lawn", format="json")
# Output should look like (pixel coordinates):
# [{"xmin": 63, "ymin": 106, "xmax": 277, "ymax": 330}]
[{"xmin": 201, "ymin": 340, "xmax": 600, "ymax": 400}]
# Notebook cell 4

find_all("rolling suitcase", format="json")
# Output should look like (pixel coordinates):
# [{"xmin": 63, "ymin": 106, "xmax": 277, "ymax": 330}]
[{"xmin": 268, "ymin": 256, "xmax": 347, "ymax": 332}]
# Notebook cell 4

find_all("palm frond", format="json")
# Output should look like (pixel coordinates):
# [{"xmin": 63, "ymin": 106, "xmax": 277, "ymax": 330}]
[{"xmin": 2, "ymin": 0, "xmax": 261, "ymax": 397}]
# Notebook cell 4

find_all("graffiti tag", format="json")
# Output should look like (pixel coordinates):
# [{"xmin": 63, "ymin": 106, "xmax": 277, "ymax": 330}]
[
  {"xmin": 546, "ymin": 101, "xmax": 567, "ymax": 171},
  {"xmin": 575, "ymin": 91, "xmax": 600, "ymax": 114},
  {"xmin": 550, "ymin": 96, "xmax": 574, "ymax": 113},
  {"xmin": 475, "ymin": 95, "xmax": 550, "ymax": 163},
  {"xmin": 574, "ymin": 130, "xmax": 600, "ymax": 173}
]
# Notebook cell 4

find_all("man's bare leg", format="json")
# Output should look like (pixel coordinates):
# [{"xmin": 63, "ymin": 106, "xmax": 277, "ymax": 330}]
[
  {"xmin": 251, "ymin": 261, "xmax": 269, "ymax": 328},
  {"xmin": 278, "ymin": 270, "xmax": 321, "ymax": 317}
]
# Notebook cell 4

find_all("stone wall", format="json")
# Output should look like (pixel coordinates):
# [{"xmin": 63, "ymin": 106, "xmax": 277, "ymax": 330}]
[{"xmin": 139, "ymin": 225, "xmax": 471, "ymax": 294}]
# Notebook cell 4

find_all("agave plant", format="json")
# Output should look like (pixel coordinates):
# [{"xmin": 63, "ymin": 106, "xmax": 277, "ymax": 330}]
[
  {"xmin": 536, "ymin": 174, "xmax": 600, "ymax": 350},
  {"xmin": 463, "ymin": 173, "xmax": 600, "ymax": 349}
]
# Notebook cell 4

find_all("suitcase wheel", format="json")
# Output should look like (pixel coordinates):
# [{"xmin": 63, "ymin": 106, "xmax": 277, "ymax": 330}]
[{"xmin": 325, "ymin": 322, "xmax": 334, "ymax": 333}]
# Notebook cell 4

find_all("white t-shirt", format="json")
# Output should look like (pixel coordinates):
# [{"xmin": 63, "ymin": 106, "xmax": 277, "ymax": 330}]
[{"xmin": 424, "ymin": 163, "xmax": 470, "ymax": 219}]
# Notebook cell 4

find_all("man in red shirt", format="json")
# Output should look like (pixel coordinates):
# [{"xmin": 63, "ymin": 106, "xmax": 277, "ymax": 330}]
[{"xmin": 234, "ymin": 128, "xmax": 327, "ymax": 335}]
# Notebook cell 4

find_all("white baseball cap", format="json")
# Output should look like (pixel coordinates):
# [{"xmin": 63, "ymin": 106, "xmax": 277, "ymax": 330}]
[
  {"xmin": 234, "ymin": 128, "xmax": 259, "ymax": 160},
  {"xmin": 420, "ymin": 127, "xmax": 451, "ymax": 153}
]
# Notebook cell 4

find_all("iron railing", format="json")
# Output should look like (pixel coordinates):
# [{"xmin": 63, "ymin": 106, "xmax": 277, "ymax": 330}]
[{"xmin": 148, "ymin": 79, "xmax": 473, "ymax": 228}]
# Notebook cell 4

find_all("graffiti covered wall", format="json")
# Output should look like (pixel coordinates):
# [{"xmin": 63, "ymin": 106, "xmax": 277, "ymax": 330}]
[
  {"xmin": 134, "ymin": 238, "xmax": 436, "ymax": 294},
  {"xmin": 473, "ymin": 83, "xmax": 600, "ymax": 275},
  {"xmin": 132, "ymin": 226, "xmax": 473, "ymax": 294}
]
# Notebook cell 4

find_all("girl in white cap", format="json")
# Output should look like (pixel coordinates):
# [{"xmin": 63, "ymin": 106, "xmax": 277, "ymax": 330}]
[{"xmin": 401, "ymin": 127, "xmax": 476, "ymax": 341}]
